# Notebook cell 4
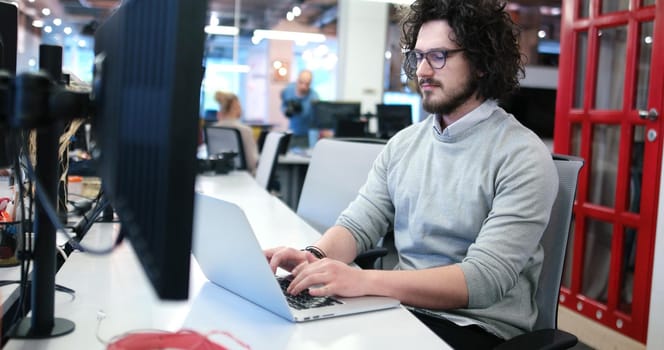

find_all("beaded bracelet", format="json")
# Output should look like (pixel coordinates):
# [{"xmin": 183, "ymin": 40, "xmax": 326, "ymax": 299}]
[{"xmin": 302, "ymin": 245, "xmax": 327, "ymax": 259}]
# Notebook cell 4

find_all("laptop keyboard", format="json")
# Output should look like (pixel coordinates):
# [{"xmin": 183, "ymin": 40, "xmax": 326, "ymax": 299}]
[{"xmin": 277, "ymin": 276, "xmax": 343, "ymax": 310}]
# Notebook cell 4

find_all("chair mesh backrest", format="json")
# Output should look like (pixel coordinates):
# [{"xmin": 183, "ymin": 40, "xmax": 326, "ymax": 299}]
[
  {"xmin": 296, "ymin": 139, "xmax": 385, "ymax": 233},
  {"xmin": 255, "ymin": 131, "xmax": 287, "ymax": 189},
  {"xmin": 535, "ymin": 154, "xmax": 584, "ymax": 330},
  {"xmin": 205, "ymin": 126, "xmax": 246, "ymax": 170}
]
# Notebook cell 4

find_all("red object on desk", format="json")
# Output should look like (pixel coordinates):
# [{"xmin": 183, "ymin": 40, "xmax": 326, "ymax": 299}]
[
  {"xmin": 107, "ymin": 329, "xmax": 251, "ymax": 350},
  {"xmin": 0, "ymin": 197, "xmax": 10, "ymax": 220},
  {"xmin": 0, "ymin": 197, "xmax": 14, "ymax": 259}
]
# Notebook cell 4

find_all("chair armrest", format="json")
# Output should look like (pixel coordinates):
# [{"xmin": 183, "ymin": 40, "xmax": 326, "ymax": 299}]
[
  {"xmin": 354, "ymin": 247, "xmax": 389, "ymax": 269},
  {"xmin": 494, "ymin": 329, "xmax": 578, "ymax": 350}
]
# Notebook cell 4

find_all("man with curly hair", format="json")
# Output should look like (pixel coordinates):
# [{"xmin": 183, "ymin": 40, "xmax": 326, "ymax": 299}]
[{"xmin": 266, "ymin": 0, "xmax": 557, "ymax": 348}]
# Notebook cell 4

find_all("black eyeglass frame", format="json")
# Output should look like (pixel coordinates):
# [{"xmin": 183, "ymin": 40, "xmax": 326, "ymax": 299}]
[{"xmin": 403, "ymin": 48, "xmax": 465, "ymax": 79}]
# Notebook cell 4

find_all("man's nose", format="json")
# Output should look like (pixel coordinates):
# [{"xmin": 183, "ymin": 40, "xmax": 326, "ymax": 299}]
[{"xmin": 416, "ymin": 58, "xmax": 434, "ymax": 77}]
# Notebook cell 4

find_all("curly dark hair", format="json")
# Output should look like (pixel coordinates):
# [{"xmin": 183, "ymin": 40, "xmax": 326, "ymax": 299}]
[{"xmin": 400, "ymin": 0, "xmax": 525, "ymax": 101}]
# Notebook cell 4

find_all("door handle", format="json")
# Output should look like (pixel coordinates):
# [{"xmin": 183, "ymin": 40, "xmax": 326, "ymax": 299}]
[{"xmin": 638, "ymin": 108, "xmax": 659, "ymax": 121}]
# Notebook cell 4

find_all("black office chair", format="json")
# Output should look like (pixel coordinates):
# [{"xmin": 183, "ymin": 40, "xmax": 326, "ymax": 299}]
[
  {"xmin": 256, "ymin": 129, "xmax": 268, "ymax": 153},
  {"xmin": 204, "ymin": 126, "xmax": 246, "ymax": 170},
  {"xmin": 494, "ymin": 154, "xmax": 583, "ymax": 349},
  {"xmin": 255, "ymin": 131, "xmax": 290, "ymax": 190},
  {"xmin": 356, "ymin": 154, "xmax": 584, "ymax": 350}
]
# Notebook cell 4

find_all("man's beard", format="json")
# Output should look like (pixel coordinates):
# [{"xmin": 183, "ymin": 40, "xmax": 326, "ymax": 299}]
[{"xmin": 420, "ymin": 77, "xmax": 479, "ymax": 115}]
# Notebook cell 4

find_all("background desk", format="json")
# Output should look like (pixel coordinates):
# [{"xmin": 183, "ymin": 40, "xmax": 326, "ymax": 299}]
[
  {"xmin": 275, "ymin": 152, "xmax": 310, "ymax": 210},
  {"xmin": 4, "ymin": 172, "xmax": 447, "ymax": 350}
]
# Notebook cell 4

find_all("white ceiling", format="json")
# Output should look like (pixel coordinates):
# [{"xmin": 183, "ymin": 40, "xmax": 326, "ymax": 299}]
[{"xmin": 17, "ymin": 0, "xmax": 562, "ymax": 37}]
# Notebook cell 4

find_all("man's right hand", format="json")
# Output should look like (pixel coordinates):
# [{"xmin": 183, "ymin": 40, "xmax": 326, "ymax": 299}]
[{"xmin": 265, "ymin": 246, "xmax": 319, "ymax": 274}]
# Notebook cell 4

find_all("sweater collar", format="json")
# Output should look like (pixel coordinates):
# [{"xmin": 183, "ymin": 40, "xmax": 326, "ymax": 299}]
[{"xmin": 432, "ymin": 99, "xmax": 499, "ymax": 140}]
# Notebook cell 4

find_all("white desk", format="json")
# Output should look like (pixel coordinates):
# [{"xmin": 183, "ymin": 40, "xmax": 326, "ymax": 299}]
[
  {"xmin": 0, "ymin": 265, "xmax": 23, "ymax": 319},
  {"xmin": 4, "ymin": 171, "xmax": 448, "ymax": 349}
]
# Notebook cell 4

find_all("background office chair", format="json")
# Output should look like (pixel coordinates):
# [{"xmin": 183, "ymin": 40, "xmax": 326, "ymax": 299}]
[
  {"xmin": 255, "ymin": 131, "xmax": 290, "ymax": 190},
  {"xmin": 204, "ymin": 126, "xmax": 246, "ymax": 170},
  {"xmin": 296, "ymin": 138, "xmax": 385, "ymax": 234},
  {"xmin": 495, "ymin": 154, "xmax": 583, "ymax": 350}
]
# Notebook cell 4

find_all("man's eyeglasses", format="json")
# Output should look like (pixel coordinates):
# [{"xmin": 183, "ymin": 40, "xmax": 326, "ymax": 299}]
[{"xmin": 403, "ymin": 48, "xmax": 465, "ymax": 79}]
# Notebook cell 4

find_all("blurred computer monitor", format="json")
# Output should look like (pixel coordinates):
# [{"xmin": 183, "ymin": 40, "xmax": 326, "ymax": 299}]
[
  {"xmin": 335, "ymin": 119, "xmax": 367, "ymax": 138},
  {"xmin": 0, "ymin": 2, "xmax": 17, "ymax": 74},
  {"xmin": 500, "ymin": 87, "xmax": 556, "ymax": 139},
  {"xmin": 0, "ymin": 2, "xmax": 17, "ymax": 167},
  {"xmin": 383, "ymin": 91, "xmax": 422, "ymax": 124},
  {"xmin": 376, "ymin": 104, "xmax": 412, "ymax": 139},
  {"xmin": 312, "ymin": 101, "xmax": 361, "ymax": 130}
]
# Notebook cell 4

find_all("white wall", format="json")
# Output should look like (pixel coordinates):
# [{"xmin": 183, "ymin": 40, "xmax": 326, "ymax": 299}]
[
  {"xmin": 267, "ymin": 39, "xmax": 294, "ymax": 131},
  {"xmin": 337, "ymin": 0, "xmax": 388, "ymax": 114},
  {"xmin": 16, "ymin": 20, "xmax": 40, "ymax": 73},
  {"xmin": 521, "ymin": 66, "xmax": 558, "ymax": 89}
]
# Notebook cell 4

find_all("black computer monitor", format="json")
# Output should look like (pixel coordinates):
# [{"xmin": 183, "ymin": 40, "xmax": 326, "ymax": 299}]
[
  {"xmin": 312, "ymin": 101, "xmax": 361, "ymax": 130},
  {"xmin": 376, "ymin": 104, "xmax": 412, "ymax": 139},
  {"xmin": 0, "ymin": 2, "xmax": 17, "ymax": 167},
  {"xmin": 335, "ymin": 119, "xmax": 367, "ymax": 138},
  {"xmin": 94, "ymin": 0, "xmax": 206, "ymax": 300},
  {"xmin": 0, "ymin": 2, "xmax": 17, "ymax": 74},
  {"xmin": 500, "ymin": 87, "xmax": 556, "ymax": 139}
]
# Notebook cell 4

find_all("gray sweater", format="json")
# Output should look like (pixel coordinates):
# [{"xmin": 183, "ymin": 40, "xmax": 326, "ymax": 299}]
[{"xmin": 336, "ymin": 100, "xmax": 558, "ymax": 339}]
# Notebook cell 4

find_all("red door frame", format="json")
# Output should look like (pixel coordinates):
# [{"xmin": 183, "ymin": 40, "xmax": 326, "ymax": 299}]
[{"xmin": 554, "ymin": 0, "xmax": 662, "ymax": 343}]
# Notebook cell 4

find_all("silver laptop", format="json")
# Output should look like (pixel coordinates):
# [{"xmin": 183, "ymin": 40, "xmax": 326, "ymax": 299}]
[{"xmin": 192, "ymin": 193, "xmax": 401, "ymax": 322}]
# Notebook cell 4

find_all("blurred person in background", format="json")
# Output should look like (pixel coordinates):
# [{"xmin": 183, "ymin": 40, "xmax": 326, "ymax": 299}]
[
  {"xmin": 214, "ymin": 91, "xmax": 259, "ymax": 175},
  {"xmin": 281, "ymin": 70, "xmax": 319, "ymax": 149}
]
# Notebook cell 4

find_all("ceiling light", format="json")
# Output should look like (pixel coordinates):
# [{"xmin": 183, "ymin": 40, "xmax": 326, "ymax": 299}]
[
  {"xmin": 42, "ymin": 8, "xmax": 51, "ymax": 16},
  {"xmin": 64, "ymin": 27, "xmax": 73, "ymax": 35},
  {"xmin": 204, "ymin": 25, "xmax": 239, "ymax": 36},
  {"xmin": 53, "ymin": 18, "xmax": 62, "ymax": 26},
  {"xmin": 292, "ymin": 6, "xmax": 302, "ymax": 16},
  {"xmin": 32, "ymin": 20, "xmax": 44, "ymax": 28},
  {"xmin": 252, "ymin": 29, "xmax": 326, "ymax": 44},
  {"xmin": 217, "ymin": 64, "xmax": 251, "ymax": 73},
  {"xmin": 286, "ymin": 11, "xmax": 295, "ymax": 21}
]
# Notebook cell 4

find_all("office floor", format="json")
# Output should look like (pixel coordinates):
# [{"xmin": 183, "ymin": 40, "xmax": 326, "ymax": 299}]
[{"xmin": 571, "ymin": 341, "xmax": 595, "ymax": 349}]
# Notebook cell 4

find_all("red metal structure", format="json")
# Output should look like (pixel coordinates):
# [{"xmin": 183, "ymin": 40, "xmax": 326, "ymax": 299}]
[{"xmin": 554, "ymin": 0, "xmax": 663, "ymax": 343}]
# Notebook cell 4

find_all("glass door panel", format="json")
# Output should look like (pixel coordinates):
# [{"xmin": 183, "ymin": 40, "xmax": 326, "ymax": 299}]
[
  {"xmin": 589, "ymin": 124, "xmax": 620, "ymax": 207},
  {"xmin": 574, "ymin": 32, "xmax": 588, "ymax": 109},
  {"xmin": 595, "ymin": 26, "xmax": 628, "ymax": 110},
  {"xmin": 634, "ymin": 22, "xmax": 653, "ymax": 110}
]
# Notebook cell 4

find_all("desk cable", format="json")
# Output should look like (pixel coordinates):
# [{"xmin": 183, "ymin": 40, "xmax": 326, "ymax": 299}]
[
  {"xmin": 23, "ymin": 151, "xmax": 122, "ymax": 255},
  {"xmin": 3, "ymin": 138, "xmax": 120, "ymax": 335},
  {"xmin": 96, "ymin": 310, "xmax": 251, "ymax": 350}
]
